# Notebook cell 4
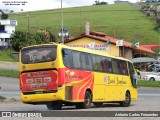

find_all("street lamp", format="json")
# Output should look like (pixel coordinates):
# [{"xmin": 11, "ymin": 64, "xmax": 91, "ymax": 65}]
[{"xmin": 58, "ymin": 27, "xmax": 69, "ymax": 39}]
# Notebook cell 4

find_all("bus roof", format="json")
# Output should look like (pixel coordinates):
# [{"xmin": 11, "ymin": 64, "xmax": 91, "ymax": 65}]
[
  {"xmin": 58, "ymin": 43, "xmax": 131, "ymax": 62},
  {"xmin": 21, "ymin": 43, "xmax": 131, "ymax": 62}
]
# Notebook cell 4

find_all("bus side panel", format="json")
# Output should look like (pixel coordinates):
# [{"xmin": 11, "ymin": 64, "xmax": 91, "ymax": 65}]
[
  {"xmin": 92, "ymin": 72, "xmax": 108, "ymax": 102},
  {"xmin": 62, "ymin": 68, "xmax": 94, "ymax": 102},
  {"xmin": 57, "ymin": 68, "xmax": 65, "ymax": 87},
  {"xmin": 92, "ymin": 73, "xmax": 134, "ymax": 102},
  {"xmin": 130, "ymin": 88, "xmax": 138, "ymax": 101}
]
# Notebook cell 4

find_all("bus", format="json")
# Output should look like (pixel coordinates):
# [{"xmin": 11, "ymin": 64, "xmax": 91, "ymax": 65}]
[{"xmin": 19, "ymin": 43, "xmax": 137, "ymax": 110}]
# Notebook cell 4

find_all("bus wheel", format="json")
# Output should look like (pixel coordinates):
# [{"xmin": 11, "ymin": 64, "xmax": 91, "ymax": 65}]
[
  {"xmin": 93, "ymin": 102, "xmax": 103, "ymax": 107},
  {"xmin": 119, "ymin": 91, "xmax": 131, "ymax": 107},
  {"xmin": 46, "ymin": 101, "xmax": 62, "ymax": 110},
  {"xmin": 75, "ymin": 91, "xmax": 91, "ymax": 109}
]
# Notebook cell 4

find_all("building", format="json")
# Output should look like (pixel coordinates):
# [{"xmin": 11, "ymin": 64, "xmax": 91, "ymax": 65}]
[
  {"xmin": 0, "ymin": 19, "xmax": 17, "ymax": 50},
  {"xmin": 64, "ymin": 31, "xmax": 156, "ymax": 60},
  {"xmin": 114, "ymin": 0, "xmax": 129, "ymax": 4}
]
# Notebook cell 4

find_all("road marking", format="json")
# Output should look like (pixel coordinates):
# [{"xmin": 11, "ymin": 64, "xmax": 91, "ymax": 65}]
[{"xmin": 139, "ymin": 94, "xmax": 160, "ymax": 96}]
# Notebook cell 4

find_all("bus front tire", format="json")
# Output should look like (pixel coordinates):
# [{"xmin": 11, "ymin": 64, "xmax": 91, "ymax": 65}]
[
  {"xmin": 46, "ymin": 101, "xmax": 62, "ymax": 110},
  {"xmin": 75, "ymin": 91, "xmax": 92, "ymax": 109},
  {"xmin": 119, "ymin": 91, "xmax": 131, "ymax": 107}
]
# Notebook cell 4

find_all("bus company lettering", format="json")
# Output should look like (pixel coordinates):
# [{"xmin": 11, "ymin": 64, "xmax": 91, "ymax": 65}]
[
  {"xmin": 108, "ymin": 79, "xmax": 115, "ymax": 84},
  {"xmin": 65, "ymin": 70, "xmax": 83, "ymax": 79},
  {"xmin": 117, "ymin": 80, "xmax": 126, "ymax": 84},
  {"xmin": 108, "ymin": 77, "xmax": 126, "ymax": 84}
]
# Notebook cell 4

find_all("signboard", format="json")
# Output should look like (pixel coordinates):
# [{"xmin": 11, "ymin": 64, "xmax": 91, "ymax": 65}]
[
  {"xmin": 10, "ymin": 20, "xmax": 17, "ymax": 26},
  {"xmin": 67, "ymin": 44, "xmax": 109, "ymax": 50}
]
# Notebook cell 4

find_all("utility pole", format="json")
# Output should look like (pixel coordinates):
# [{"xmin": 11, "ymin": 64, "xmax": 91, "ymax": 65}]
[
  {"xmin": 25, "ymin": 13, "xmax": 34, "ymax": 44},
  {"xmin": 61, "ymin": 0, "xmax": 64, "ymax": 44},
  {"xmin": 27, "ymin": 13, "xmax": 30, "ymax": 33}
]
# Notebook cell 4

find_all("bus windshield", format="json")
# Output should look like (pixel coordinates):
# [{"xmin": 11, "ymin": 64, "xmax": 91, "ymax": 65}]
[{"xmin": 21, "ymin": 45, "xmax": 57, "ymax": 64}]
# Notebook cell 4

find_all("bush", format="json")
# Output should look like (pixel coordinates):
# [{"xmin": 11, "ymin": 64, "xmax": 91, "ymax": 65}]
[
  {"xmin": 11, "ymin": 30, "xmax": 56, "ymax": 51},
  {"xmin": 0, "ymin": 95, "xmax": 6, "ymax": 101}
]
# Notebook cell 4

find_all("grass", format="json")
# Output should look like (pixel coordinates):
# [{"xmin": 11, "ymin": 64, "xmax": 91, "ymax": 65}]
[
  {"xmin": 0, "ymin": 95, "xmax": 6, "ymax": 101},
  {"xmin": 0, "ymin": 69, "xmax": 18, "ymax": 78},
  {"xmin": 137, "ymin": 80, "xmax": 160, "ymax": 87},
  {"xmin": 8, "ymin": 3, "xmax": 159, "ymax": 45},
  {"xmin": 0, "ymin": 49, "xmax": 17, "ymax": 62}
]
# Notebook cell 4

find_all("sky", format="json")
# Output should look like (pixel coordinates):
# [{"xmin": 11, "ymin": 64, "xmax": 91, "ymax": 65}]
[{"xmin": 0, "ymin": 0, "xmax": 139, "ymax": 12}]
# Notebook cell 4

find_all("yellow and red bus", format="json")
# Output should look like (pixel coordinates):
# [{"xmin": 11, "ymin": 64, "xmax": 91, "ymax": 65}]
[{"xmin": 19, "ymin": 43, "xmax": 137, "ymax": 110}]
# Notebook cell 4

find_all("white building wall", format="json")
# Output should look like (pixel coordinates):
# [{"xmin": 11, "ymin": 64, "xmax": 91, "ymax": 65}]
[
  {"xmin": 0, "ymin": 20, "xmax": 17, "ymax": 26},
  {"xmin": 0, "ymin": 33, "xmax": 11, "ymax": 38},
  {"xmin": 0, "ymin": 20, "xmax": 17, "ymax": 49},
  {"xmin": 5, "ymin": 26, "xmax": 15, "ymax": 34}
]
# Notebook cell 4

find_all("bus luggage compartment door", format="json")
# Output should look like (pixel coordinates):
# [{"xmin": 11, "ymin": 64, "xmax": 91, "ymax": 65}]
[{"xmin": 21, "ymin": 70, "xmax": 58, "ymax": 92}]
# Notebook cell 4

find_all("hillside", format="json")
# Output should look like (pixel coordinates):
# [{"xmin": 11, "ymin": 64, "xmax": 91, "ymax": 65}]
[{"xmin": 8, "ymin": 3, "xmax": 159, "ymax": 45}]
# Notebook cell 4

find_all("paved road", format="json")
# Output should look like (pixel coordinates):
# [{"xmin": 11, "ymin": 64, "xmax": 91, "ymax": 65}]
[
  {"xmin": 0, "ymin": 76, "xmax": 160, "ymax": 109},
  {"xmin": 0, "ymin": 61, "xmax": 19, "ymax": 70},
  {"xmin": 0, "ymin": 76, "xmax": 160, "ymax": 119},
  {"xmin": 0, "ymin": 76, "xmax": 20, "ymax": 99}
]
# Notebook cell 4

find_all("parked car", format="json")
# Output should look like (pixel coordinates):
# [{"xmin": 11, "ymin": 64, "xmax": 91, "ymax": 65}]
[
  {"xmin": 147, "ymin": 62, "xmax": 160, "ymax": 72},
  {"xmin": 143, "ymin": 72, "xmax": 160, "ymax": 81}
]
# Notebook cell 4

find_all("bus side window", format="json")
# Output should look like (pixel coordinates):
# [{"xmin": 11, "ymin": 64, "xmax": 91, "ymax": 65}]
[
  {"xmin": 121, "ymin": 61, "xmax": 128, "ymax": 75},
  {"xmin": 72, "ymin": 51, "xmax": 81, "ymax": 69},
  {"xmin": 80, "ymin": 53, "xmax": 93, "ymax": 71},
  {"xmin": 97, "ymin": 56, "xmax": 103, "ymax": 71},
  {"xmin": 62, "ymin": 49, "xmax": 73, "ymax": 68},
  {"xmin": 101, "ymin": 57, "xmax": 108, "ymax": 72},
  {"xmin": 107, "ymin": 58, "xmax": 112, "ymax": 73},
  {"xmin": 80, "ymin": 53, "xmax": 87, "ymax": 70},
  {"xmin": 86, "ymin": 54, "xmax": 93, "ymax": 70},
  {"xmin": 118, "ymin": 61, "xmax": 123, "ymax": 74},
  {"xmin": 101, "ymin": 57, "xmax": 107, "ymax": 72},
  {"xmin": 112, "ymin": 59, "xmax": 119, "ymax": 74},
  {"xmin": 92, "ymin": 55, "xmax": 98, "ymax": 71},
  {"xmin": 104, "ymin": 57, "xmax": 112, "ymax": 73}
]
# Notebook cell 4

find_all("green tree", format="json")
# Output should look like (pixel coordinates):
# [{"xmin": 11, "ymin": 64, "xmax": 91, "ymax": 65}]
[
  {"xmin": 11, "ymin": 31, "xmax": 29, "ymax": 51},
  {"xmin": 36, "ymin": 29, "xmax": 56, "ymax": 42},
  {"xmin": 1, "ymin": 12, "xmax": 8, "ymax": 19},
  {"xmin": 152, "ymin": 10, "xmax": 160, "ymax": 30},
  {"xmin": 34, "ymin": 32, "xmax": 46, "ymax": 44},
  {"xmin": 94, "ymin": 0, "xmax": 108, "ymax": 5},
  {"xmin": 10, "ymin": 10, "xmax": 14, "ymax": 13},
  {"xmin": 11, "ymin": 30, "xmax": 56, "ymax": 51}
]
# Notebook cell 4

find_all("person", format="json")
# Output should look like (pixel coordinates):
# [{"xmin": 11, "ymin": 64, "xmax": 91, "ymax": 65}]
[{"xmin": 135, "ymin": 69, "xmax": 141, "ymax": 79}]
